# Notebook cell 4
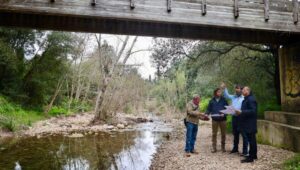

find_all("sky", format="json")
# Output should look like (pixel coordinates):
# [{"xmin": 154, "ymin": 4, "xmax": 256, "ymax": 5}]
[
  {"xmin": 29, "ymin": 33, "xmax": 157, "ymax": 80},
  {"xmin": 100, "ymin": 34, "xmax": 156, "ymax": 79}
]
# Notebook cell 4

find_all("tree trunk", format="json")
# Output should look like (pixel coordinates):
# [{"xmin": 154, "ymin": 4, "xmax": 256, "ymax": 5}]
[
  {"xmin": 44, "ymin": 78, "xmax": 64, "ymax": 115},
  {"xmin": 93, "ymin": 35, "xmax": 137, "ymax": 122}
]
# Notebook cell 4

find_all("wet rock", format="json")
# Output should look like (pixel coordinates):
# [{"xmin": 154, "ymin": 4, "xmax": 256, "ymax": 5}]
[{"xmin": 136, "ymin": 117, "xmax": 148, "ymax": 123}]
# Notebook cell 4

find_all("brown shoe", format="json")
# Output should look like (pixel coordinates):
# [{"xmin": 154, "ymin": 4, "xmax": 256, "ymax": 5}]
[
  {"xmin": 185, "ymin": 152, "xmax": 191, "ymax": 157},
  {"xmin": 211, "ymin": 149, "xmax": 217, "ymax": 153}
]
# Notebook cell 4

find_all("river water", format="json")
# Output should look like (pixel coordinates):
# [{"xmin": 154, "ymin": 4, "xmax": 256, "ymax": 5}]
[{"xmin": 0, "ymin": 120, "xmax": 172, "ymax": 170}]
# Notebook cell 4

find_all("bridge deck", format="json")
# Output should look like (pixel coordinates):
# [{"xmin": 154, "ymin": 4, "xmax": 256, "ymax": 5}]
[{"xmin": 0, "ymin": 0, "xmax": 300, "ymax": 44}]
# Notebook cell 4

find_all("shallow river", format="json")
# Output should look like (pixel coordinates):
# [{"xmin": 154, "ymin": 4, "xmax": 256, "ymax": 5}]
[{"xmin": 0, "ymin": 120, "xmax": 172, "ymax": 170}]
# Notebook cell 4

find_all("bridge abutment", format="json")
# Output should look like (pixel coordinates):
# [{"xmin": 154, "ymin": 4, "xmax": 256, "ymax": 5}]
[{"xmin": 258, "ymin": 43, "xmax": 300, "ymax": 152}]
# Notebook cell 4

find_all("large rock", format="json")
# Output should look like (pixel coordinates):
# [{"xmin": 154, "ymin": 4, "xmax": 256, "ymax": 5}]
[{"xmin": 117, "ymin": 124, "xmax": 125, "ymax": 129}]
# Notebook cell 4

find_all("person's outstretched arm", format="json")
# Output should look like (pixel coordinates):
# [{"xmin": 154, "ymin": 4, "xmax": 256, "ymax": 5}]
[{"xmin": 224, "ymin": 88, "xmax": 235, "ymax": 100}]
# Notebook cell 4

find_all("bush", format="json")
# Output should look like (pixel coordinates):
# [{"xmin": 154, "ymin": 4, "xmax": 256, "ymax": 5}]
[
  {"xmin": 283, "ymin": 153, "xmax": 300, "ymax": 170},
  {"xmin": 200, "ymin": 97, "xmax": 210, "ymax": 112},
  {"xmin": 226, "ymin": 116, "xmax": 232, "ymax": 133},
  {"xmin": 48, "ymin": 106, "xmax": 68, "ymax": 116},
  {"xmin": 123, "ymin": 104, "xmax": 133, "ymax": 114},
  {"xmin": 258, "ymin": 100, "xmax": 281, "ymax": 119},
  {"xmin": 0, "ymin": 116, "xmax": 15, "ymax": 131},
  {"xmin": 0, "ymin": 95, "xmax": 44, "ymax": 131}
]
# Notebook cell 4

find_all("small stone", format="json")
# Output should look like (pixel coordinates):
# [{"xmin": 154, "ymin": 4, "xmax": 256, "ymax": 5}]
[
  {"xmin": 68, "ymin": 133, "xmax": 84, "ymax": 138},
  {"xmin": 106, "ymin": 125, "xmax": 114, "ymax": 130}
]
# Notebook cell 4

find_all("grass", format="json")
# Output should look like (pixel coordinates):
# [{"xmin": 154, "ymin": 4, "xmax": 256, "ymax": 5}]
[
  {"xmin": 283, "ymin": 153, "xmax": 300, "ymax": 170},
  {"xmin": 0, "ymin": 96, "xmax": 45, "ymax": 131},
  {"xmin": 0, "ymin": 95, "xmax": 92, "ymax": 132}
]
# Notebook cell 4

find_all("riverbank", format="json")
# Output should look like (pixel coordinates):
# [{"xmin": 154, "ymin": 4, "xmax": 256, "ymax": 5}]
[
  {"xmin": 150, "ymin": 121, "xmax": 295, "ymax": 170},
  {"xmin": 0, "ymin": 112, "xmax": 152, "ymax": 138}
]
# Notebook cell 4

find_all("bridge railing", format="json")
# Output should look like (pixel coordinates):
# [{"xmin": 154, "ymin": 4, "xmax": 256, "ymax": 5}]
[
  {"xmin": 175, "ymin": 0, "xmax": 299, "ymax": 23},
  {"xmin": 0, "ymin": 0, "xmax": 299, "ymax": 25}
]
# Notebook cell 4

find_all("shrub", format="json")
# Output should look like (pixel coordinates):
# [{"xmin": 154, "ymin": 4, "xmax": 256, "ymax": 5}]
[
  {"xmin": 0, "ymin": 116, "xmax": 15, "ymax": 131},
  {"xmin": 200, "ymin": 97, "xmax": 210, "ymax": 112},
  {"xmin": 283, "ymin": 153, "xmax": 300, "ymax": 170},
  {"xmin": 48, "ymin": 106, "xmax": 68, "ymax": 116},
  {"xmin": 226, "ymin": 116, "xmax": 232, "ymax": 133}
]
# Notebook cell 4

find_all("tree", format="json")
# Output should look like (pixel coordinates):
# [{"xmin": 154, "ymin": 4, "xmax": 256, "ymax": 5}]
[{"xmin": 93, "ymin": 35, "xmax": 139, "ymax": 122}]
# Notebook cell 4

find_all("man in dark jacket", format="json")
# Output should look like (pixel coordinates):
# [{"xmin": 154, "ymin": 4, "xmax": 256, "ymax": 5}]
[
  {"xmin": 205, "ymin": 88, "xmax": 228, "ymax": 153},
  {"xmin": 236, "ymin": 86, "xmax": 258, "ymax": 163}
]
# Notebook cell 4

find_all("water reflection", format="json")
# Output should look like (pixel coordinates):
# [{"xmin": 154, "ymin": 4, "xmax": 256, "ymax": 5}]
[{"xmin": 0, "ymin": 122, "xmax": 170, "ymax": 170}]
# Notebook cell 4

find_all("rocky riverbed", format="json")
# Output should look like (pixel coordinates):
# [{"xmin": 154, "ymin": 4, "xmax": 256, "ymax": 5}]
[
  {"xmin": 150, "ymin": 121, "xmax": 295, "ymax": 170},
  {"xmin": 0, "ymin": 112, "xmax": 152, "ymax": 138}
]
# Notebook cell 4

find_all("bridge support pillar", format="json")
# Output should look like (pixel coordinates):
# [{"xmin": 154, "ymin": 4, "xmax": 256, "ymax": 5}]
[
  {"xmin": 279, "ymin": 43, "xmax": 300, "ymax": 112},
  {"xmin": 258, "ymin": 43, "xmax": 300, "ymax": 152}
]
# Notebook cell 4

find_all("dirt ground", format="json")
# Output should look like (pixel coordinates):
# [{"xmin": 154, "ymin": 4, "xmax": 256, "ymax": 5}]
[{"xmin": 150, "ymin": 121, "xmax": 295, "ymax": 170}]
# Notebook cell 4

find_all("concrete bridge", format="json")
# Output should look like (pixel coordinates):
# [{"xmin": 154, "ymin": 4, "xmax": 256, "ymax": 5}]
[{"xmin": 0, "ymin": 0, "xmax": 299, "ymax": 151}]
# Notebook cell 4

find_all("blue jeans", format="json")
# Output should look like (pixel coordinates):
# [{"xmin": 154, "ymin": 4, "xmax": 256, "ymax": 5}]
[{"xmin": 185, "ymin": 122, "xmax": 198, "ymax": 153}]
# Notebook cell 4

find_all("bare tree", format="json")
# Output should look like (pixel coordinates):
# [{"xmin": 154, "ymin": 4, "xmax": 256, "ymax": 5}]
[{"xmin": 93, "ymin": 35, "xmax": 139, "ymax": 122}]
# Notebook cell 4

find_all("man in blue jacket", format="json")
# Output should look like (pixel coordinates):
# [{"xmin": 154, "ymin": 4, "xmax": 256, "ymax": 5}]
[
  {"xmin": 235, "ymin": 86, "xmax": 258, "ymax": 163},
  {"xmin": 221, "ymin": 83, "xmax": 248, "ymax": 156},
  {"xmin": 205, "ymin": 88, "xmax": 228, "ymax": 153}
]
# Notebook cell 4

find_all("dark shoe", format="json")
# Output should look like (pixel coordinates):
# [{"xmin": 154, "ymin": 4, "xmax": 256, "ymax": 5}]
[
  {"xmin": 211, "ymin": 148, "xmax": 217, "ymax": 153},
  {"xmin": 191, "ymin": 150, "xmax": 199, "ymax": 154},
  {"xmin": 241, "ymin": 157, "xmax": 254, "ymax": 163},
  {"xmin": 230, "ymin": 150, "xmax": 238, "ymax": 154},
  {"xmin": 253, "ymin": 155, "xmax": 258, "ymax": 160},
  {"xmin": 185, "ymin": 152, "xmax": 191, "ymax": 157}
]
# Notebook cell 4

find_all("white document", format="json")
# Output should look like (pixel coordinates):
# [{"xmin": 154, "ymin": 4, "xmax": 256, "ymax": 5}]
[
  {"xmin": 210, "ymin": 114, "xmax": 224, "ymax": 117},
  {"xmin": 220, "ymin": 106, "xmax": 240, "ymax": 115}
]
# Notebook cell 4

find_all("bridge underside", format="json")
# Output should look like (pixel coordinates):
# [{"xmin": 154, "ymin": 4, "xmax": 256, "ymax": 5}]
[{"xmin": 0, "ymin": 0, "xmax": 300, "ymax": 44}]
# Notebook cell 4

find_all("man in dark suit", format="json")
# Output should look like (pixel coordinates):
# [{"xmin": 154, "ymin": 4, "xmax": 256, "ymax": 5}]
[{"xmin": 235, "ymin": 86, "xmax": 258, "ymax": 163}]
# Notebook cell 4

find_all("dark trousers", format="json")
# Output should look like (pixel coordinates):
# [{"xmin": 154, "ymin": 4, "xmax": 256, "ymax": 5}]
[
  {"xmin": 232, "ymin": 118, "xmax": 249, "ymax": 154},
  {"xmin": 245, "ymin": 132, "xmax": 257, "ymax": 159},
  {"xmin": 185, "ymin": 122, "xmax": 198, "ymax": 152}
]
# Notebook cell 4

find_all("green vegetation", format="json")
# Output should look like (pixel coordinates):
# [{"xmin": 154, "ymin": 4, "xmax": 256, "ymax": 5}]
[
  {"xmin": 150, "ymin": 39, "xmax": 281, "ymax": 121},
  {"xmin": 0, "ymin": 28, "xmax": 91, "ymax": 131},
  {"xmin": 0, "ymin": 28, "xmax": 149, "ymax": 131},
  {"xmin": 0, "ymin": 96, "xmax": 43, "ymax": 131},
  {"xmin": 283, "ymin": 153, "xmax": 300, "ymax": 170}
]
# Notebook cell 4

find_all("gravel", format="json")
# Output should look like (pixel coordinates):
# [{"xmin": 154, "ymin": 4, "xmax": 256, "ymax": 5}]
[{"xmin": 150, "ymin": 121, "xmax": 295, "ymax": 170}]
